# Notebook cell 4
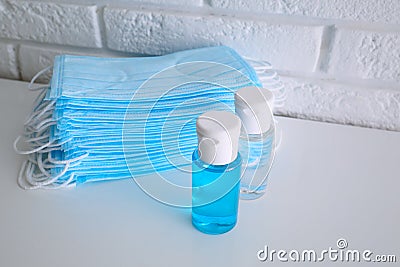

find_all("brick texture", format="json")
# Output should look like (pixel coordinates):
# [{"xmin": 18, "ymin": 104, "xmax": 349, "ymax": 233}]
[
  {"xmin": 104, "ymin": 7, "xmax": 323, "ymax": 73},
  {"xmin": 209, "ymin": 0, "xmax": 400, "ymax": 24},
  {"xmin": 0, "ymin": 42, "xmax": 19, "ymax": 79},
  {"xmin": 135, "ymin": 0, "xmax": 203, "ymax": 6},
  {"xmin": 276, "ymin": 76, "xmax": 400, "ymax": 131},
  {"xmin": 328, "ymin": 29, "xmax": 400, "ymax": 82},
  {"xmin": 0, "ymin": 0, "xmax": 101, "ymax": 47}
]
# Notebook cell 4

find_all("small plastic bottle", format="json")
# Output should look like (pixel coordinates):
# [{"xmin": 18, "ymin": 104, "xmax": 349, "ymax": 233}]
[
  {"xmin": 192, "ymin": 111, "xmax": 242, "ymax": 234},
  {"xmin": 235, "ymin": 87, "xmax": 275, "ymax": 200}
]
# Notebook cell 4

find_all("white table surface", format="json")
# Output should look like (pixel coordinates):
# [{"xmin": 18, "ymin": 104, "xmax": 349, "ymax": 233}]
[{"xmin": 1, "ymin": 78, "xmax": 399, "ymax": 266}]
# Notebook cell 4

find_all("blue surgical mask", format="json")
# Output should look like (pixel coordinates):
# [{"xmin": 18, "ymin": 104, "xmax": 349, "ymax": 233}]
[{"xmin": 15, "ymin": 46, "xmax": 281, "ymax": 189}]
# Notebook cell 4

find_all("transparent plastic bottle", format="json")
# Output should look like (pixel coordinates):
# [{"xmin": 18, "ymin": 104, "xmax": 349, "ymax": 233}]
[
  {"xmin": 239, "ymin": 127, "xmax": 274, "ymax": 199},
  {"xmin": 191, "ymin": 111, "xmax": 242, "ymax": 234},
  {"xmin": 192, "ymin": 150, "xmax": 241, "ymax": 234},
  {"xmin": 235, "ymin": 87, "xmax": 275, "ymax": 200}
]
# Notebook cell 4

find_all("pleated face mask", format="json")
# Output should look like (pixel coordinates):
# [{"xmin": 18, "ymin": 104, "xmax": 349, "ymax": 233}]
[{"xmin": 15, "ymin": 46, "xmax": 282, "ymax": 189}]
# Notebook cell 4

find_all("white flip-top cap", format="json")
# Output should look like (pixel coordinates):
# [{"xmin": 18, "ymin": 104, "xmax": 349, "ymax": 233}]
[
  {"xmin": 235, "ymin": 87, "xmax": 273, "ymax": 134},
  {"xmin": 196, "ymin": 111, "xmax": 241, "ymax": 165}
]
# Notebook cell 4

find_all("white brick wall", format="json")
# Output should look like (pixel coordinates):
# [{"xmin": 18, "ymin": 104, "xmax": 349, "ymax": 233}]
[
  {"xmin": 0, "ymin": 0, "xmax": 399, "ymax": 131},
  {"xmin": 0, "ymin": 42, "xmax": 18, "ymax": 79},
  {"xmin": 104, "ymin": 7, "xmax": 323, "ymax": 73},
  {"xmin": 277, "ymin": 76, "xmax": 400, "ymax": 131},
  {"xmin": 0, "ymin": 0, "xmax": 101, "ymax": 47},
  {"xmin": 328, "ymin": 28, "xmax": 400, "ymax": 82},
  {"xmin": 133, "ymin": 0, "xmax": 203, "ymax": 6},
  {"xmin": 209, "ymin": 0, "xmax": 400, "ymax": 24}
]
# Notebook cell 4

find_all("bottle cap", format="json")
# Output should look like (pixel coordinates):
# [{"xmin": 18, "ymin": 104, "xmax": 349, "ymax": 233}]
[
  {"xmin": 196, "ymin": 111, "xmax": 241, "ymax": 165},
  {"xmin": 235, "ymin": 87, "xmax": 273, "ymax": 134}
]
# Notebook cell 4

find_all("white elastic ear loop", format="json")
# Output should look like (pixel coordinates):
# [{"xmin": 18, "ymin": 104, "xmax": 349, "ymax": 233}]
[
  {"xmin": 273, "ymin": 119, "xmax": 283, "ymax": 151},
  {"xmin": 274, "ymin": 96, "xmax": 287, "ymax": 108},
  {"xmin": 272, "ymin": 86, "xmax": 286, "ymax": 100},
  {"xmin": 28, "ymin": 65, "xmax": 52, "ymax": 91},
  {"xmin": 24, "ymin": 121, "xmax": 53, "ymax": 136},
  {"xmin": 18, "ymin": 160, "xmax": 75, "ymax": 190},
  {"xmin": 260, "ymin": 75, "xmax": 280, "ymax": 84},
  {"xmin": 24, "ymin": 108, "xmax": 54, "ymax": 139},
  {"xmin": 31, "ymin": 151, "xmax": 87, "ymax": 180},
  {"xmin": 42, "ymin": 173, "xmax": 75, "ymax": 189},
  {"xmin": 24, "ymin": 123, "xmax": 55, "ymax": 143},
  {"xmin": 15, "ymin": 117, "xmax": 57, "ymax": 154},
  {"xmin": 273, "ymin": 86, "xmax": 287, "ymax": 108},
  {"xmin": 244, "ymin": 57, "xmax": 273, "ymax": 71},
  {"xmin": 24, "ymin": 133, "xmax": 50, "ymax": 143},
  {"xmin": 36, "ymin": 152, "xmax": 54, "ymax": 179},
  {"xmin": 25, "ymin": 101, "xmax": 56, "ymax": 129},
  {"xmin": 24, "ymin": 121, "xmax": 55, "ymax": 136},
  {"xmin": 261, "ymin": 80, "xmax": 286, "ymax": 108},
  {"xmin": 30, "ymin": 88, "xmax": 48, "ymax": 113},
  {"xmin": 32, "ymin": 118, "xmax": 56, "ymax": 131},
  {"xmin": 18, "ymin": 161, "xmax": 41, "ymax": 190},
  {"xmin": 25, "ymin": 98, "xmax": 47, "ymax": 126},
  {"xmin": 34, "ymin": 152, "xmax": 74, "ymax": 187},
  {"xmin": 36, "ymin": 150, "xmax": 88, "ymax": 169},
  {"xmin": 25, "ymin": 100, "xmax": 55, "ymax": 126},
  {"xmin": 39, "ymin": 138, "xmax": 71, "ymax": 153},
  {"xmin": 47, "ymin": 152, "xmax": 89, "ymax": 165},
  {"xmin": 22, "ymin": 128, "xmax": 52, "ymax": 149},
  {"xmin": 247, "ymin": 58, "xmax": 287, "ymax": 110},
  {"xmin": 14, "ymin": 135, "xmax": 55, "ymax": 155},
  {"xmin": 26, "ymin": 159, "xmax": 69, "ymax": 186}
]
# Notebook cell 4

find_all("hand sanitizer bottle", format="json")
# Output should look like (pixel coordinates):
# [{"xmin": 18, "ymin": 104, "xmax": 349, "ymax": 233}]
[
  {"xmin": 192, "ymin": 111, "xmax": 242, "ymax": 234},
  {"xmin": 235, "ymin": 87, "xmax": 275, "ymax": 200}
]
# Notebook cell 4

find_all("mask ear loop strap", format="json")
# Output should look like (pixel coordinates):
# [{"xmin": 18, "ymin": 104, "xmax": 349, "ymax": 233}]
[
  {"xmin": 26, "ymin": 159, "xmax": 70, "ymax": 186},
  {"xmin": 24, "ymin": 122, "xmax": 53, "ymax": 137},
  {"xmin": 17, "ymin": 160, "xmax": 74, "ymax": 190},
  {"xmin": 24, "ymin": 96, "xmax": 49, "ymax": 128},
  {"xmin": 24, "ymin": 133, "xmax": 50, "ymax": 143},
  {"xmin": 24, "ymin": 122, "xmax": 56, "ymax": 140},
  {"xmin": 47, "ymin": 152, "xmax": 89, "ymax": 165},
  {"xmin": 28, "ymin": 66, "xmax": 52, "ymax": 91},
  {"xmin": 24, "ymin": 151, "xmax": 86, "ymax": 187},
  {"xmin": 39, "ymin": 138, "xmax": 70, "ymax": 153},
  {"xmin": 36, "ymin": 152, "xmax": 54, "ymax": 179},
  {"xmin": 30, "ymin": 88, "xmax": 48, "ymax": 114},
  {"xmin": 42, "ymin": 174, "xmax": 75, "ymax": 189},
  {"xmin": 25, "ymin": 100, "xmax": 55, "ymax": 127},
  {"xmin": 23, "ymin": 128, "xmax": 52, "ymax": 150},
  {"xmin": 243, "ymin": 57, "xmax": 273, "ymax": 71},
  {"xmin": 273, "ymin": 119, "xmax": 283, "ymax": 151},
  {"xmin": 13, "ymin": 135, "xmax": 55, "ymax": 155},
  {"xmin": 31, "ymin": 118, "xmax": 56, "ymax": 131},
  {"xmin": 18, "ymin": 161, "xmax": 41, "ymax": 190},
  {"xmin": 246, "ymin": 57, "xmax": 287, "ymax": 109}
]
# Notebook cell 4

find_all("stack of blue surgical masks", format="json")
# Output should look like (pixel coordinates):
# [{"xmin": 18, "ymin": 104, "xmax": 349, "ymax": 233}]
[{"xmin": 15, "ymin": 46, "xmax": 285, "ymax": 189}]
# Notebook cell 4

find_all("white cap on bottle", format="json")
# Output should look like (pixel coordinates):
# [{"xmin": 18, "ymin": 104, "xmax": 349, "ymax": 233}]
[
  {"xmin": 234, "ymin": 87, "xmax": 273, "ymax": 135},
  {"xmin": 196, "ymin": 111, "xmax": 241, "ymax": 165}
]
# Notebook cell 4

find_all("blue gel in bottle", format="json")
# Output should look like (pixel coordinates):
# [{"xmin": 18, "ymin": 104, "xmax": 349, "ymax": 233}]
[
  {"xmin": 191, "ymin": 111, "xmax": 242, "ymax": 235},
  {"xmin": 192, "ymin": 150, "xmax": 241, "ymax": 234}
]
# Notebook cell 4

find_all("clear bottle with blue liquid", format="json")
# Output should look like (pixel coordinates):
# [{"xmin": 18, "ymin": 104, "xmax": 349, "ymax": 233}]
[
  {"xmin": 235, "ymin": 87, "xmax": 275, "ymax": 200},
  {"xmin": 192, "ymin": 111, "xmax": 242, "ymax": 235}
]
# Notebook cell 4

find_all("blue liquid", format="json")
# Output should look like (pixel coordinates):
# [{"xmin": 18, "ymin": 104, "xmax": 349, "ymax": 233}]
[{"xmin": 192, "ymin": 149, "xmax": 241, "ymax": 235}]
